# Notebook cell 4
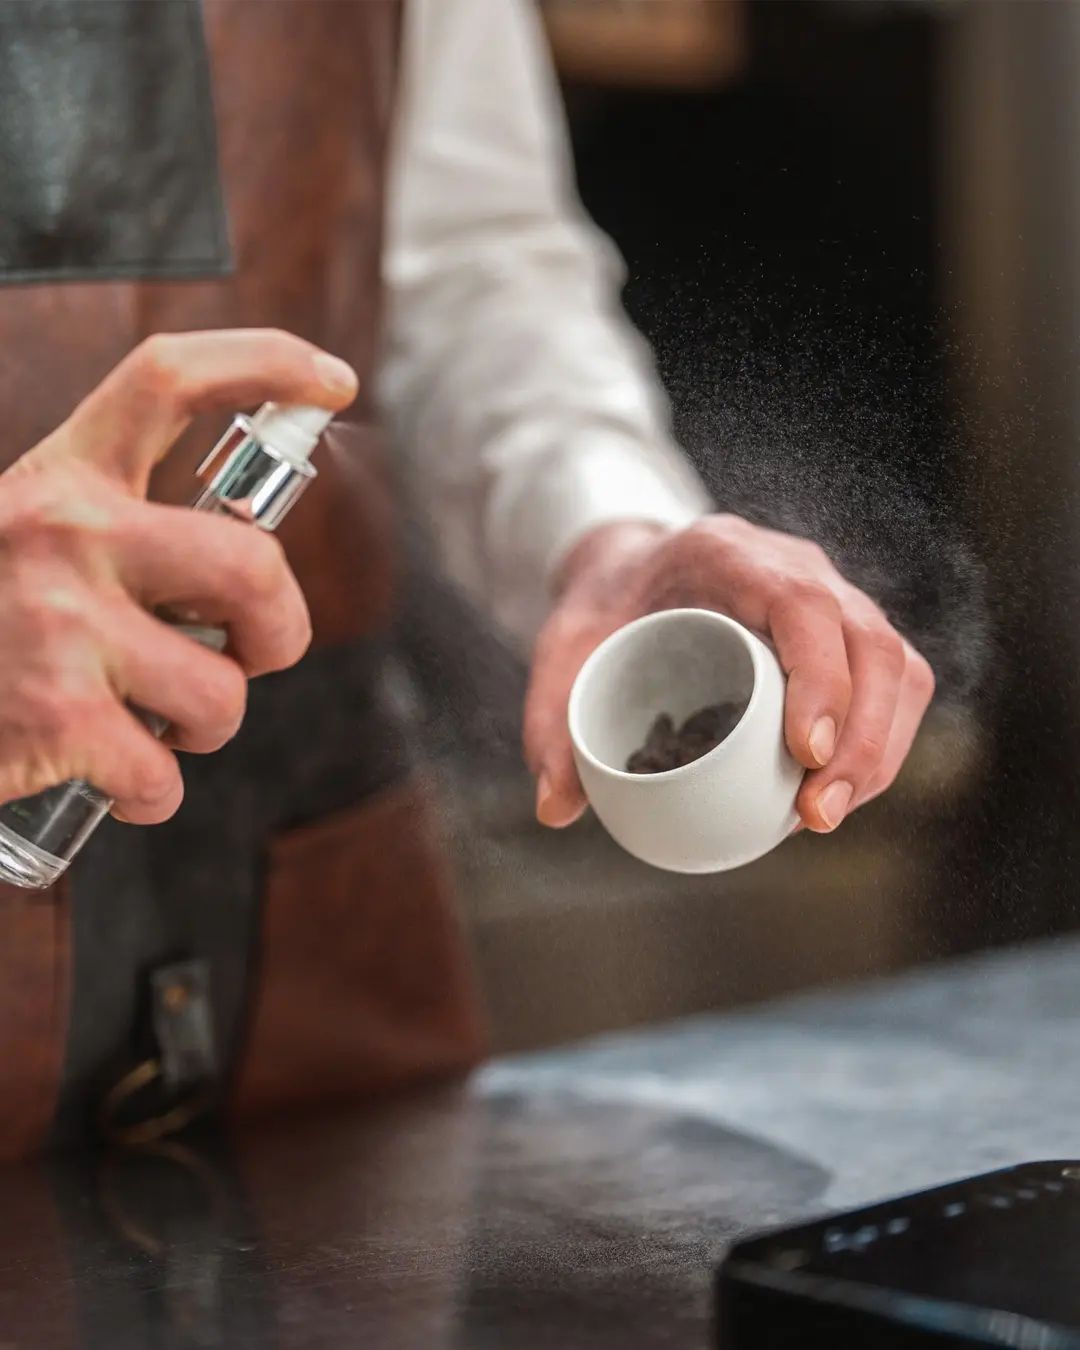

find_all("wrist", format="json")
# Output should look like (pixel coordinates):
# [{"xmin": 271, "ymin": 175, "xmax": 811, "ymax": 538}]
[{"xmin": 552, "ymin": 519, "xmax": 672, "ymax": 602}]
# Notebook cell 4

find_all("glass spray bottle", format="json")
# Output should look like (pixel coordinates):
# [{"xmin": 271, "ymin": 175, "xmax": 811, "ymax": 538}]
[{"xmin": 0, "ymin": 402, "xmax": 330, "ymax": 890}]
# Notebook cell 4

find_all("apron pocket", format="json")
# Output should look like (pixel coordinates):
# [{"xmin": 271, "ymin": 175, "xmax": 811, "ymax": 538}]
[
  {"xmin": 232, "ymin": 776, "xmax": 486, "ymax": 1120},
  {"xmin": 0, "ymin": 881, "xmax": 70, "ymax": 1158}
]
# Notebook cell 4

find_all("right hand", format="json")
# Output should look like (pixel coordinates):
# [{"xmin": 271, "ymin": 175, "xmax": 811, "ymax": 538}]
[{"xmin": 0, "ymin": 329, "xmax": 358, "ymax": 824}]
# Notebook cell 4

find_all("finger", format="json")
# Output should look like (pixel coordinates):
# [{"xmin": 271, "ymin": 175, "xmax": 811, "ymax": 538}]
[
  {"xmin": 524, "ymin": 609, "xmax": 605, "ymax": 829},
  {"xmin": 113, "ymin": 502, "xmax": 311, "ymax": 676},
  {"xmin": 798, "ymin": 610, "xmax": 906, "ymax": 832},
  {"xmin": 854, "ymin": 644, "xmax": 936, "ymax": 809},
  {"xmin": 766, "ymin": 586, "xmax": 853, "ymax": 771},
  {"xmin": 52, "ymin": 330, "xmax": 358, "ymax": 491},
  {"xmin": 104, "ymin": 602, "xmax": 248, "ymax": 754},
  {"xmin": 77, "ymin": 706, "xmax": 185, "ymax": 824}
]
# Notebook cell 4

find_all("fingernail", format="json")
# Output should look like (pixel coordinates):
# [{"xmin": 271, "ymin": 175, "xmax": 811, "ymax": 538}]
[
  {"xmin": 313, "ymin": 351, "xmax": 358, "ymax": 397},
  {"xmin": 818, "ymin": 780, "xmax": 854, "ymax": 831},
  {"xmin": 808, "ymin": 715, "xmax": 837, "ymax": 767},
  {"xmin": 536, "ymin": 773, "xmax": 562, "ymax": 827},
  {"xmin": 535, "ymin": 773, "xmax": 585, "ymax": 829}
]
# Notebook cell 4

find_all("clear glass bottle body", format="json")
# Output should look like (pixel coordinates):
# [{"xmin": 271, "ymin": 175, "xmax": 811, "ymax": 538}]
[{"xmin": 0, "ymin": 783, "xmax": 112, "ymax": 888}]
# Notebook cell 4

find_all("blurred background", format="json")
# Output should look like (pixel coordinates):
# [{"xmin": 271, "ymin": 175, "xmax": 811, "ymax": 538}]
[{"xmin": 399, "ymin": 0, "xmax": 1080, "ymax": 1052}]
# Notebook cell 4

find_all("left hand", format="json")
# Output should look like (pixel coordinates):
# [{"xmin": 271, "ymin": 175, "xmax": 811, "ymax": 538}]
[{"xmin": 524, "ymin": 516, "xmax": 935, "ymax": 834}]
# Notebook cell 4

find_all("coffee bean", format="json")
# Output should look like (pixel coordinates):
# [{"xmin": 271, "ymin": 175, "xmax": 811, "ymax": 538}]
[
  {"xmin": 643, "ymin": 713, "xmax": 677, "ymax": 753},
  {"xmin": 625, "ymin": 701, "xmax": 743, "ymax": 774}
]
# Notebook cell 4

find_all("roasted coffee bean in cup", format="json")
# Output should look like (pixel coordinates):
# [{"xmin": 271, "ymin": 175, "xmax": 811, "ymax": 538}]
[{"xmin": 626, "ymin": 702, "xmax": 743, "ymax": 774}]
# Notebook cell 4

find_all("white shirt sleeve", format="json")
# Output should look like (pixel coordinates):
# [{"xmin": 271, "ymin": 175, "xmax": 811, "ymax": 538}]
[{"xmin": 378, "ymin": 0, "xmax": 712, "ymax": 648}]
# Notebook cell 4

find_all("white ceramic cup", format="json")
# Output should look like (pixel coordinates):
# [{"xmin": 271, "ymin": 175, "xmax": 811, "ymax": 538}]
[{"xmin": 568, "ymin": 608, "xmax": 803, "ymax": 873}]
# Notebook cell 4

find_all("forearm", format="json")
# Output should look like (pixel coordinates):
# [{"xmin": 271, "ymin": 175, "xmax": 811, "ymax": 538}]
[{"xmin": 379, "ymin": 0, "xmax": 709, "ymax": 647}]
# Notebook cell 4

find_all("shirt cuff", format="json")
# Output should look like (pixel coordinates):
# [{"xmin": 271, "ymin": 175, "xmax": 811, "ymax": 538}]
[{"xmin": 486, "ymin": 430, "xmax": 713, "ymax": 648}]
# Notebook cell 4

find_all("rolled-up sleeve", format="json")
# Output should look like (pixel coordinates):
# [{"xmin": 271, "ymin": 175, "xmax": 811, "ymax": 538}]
[{"xmin": 378, "ymin": 0, "xmax": 711, "ymax": 647}]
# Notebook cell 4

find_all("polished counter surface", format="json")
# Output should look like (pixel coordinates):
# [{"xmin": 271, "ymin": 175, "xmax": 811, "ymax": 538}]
[{"xmin": 1, "ymin": 936, "xmax": 1074, "ymax": 1348}]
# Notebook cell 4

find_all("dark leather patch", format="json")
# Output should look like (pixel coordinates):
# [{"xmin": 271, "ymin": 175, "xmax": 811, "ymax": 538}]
[{"xmin": 151, "ymin": 959, "xmax": 219, "ymax": 1093}]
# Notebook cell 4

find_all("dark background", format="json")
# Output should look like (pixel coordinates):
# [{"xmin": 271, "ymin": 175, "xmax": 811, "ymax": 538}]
[{"xmin": 558, "ymin": 1, "xmax": 1066, "ymax": 954}]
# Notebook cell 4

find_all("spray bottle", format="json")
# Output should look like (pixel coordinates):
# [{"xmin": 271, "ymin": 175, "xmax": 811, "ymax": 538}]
[{"xmin": 0, "ymin": 403, "xmax": 330, "ymax": 890}]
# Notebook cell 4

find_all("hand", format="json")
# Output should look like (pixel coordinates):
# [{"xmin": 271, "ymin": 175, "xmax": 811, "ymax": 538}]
[
  {"xmin": 524, "ymin": 516, "xmax": 935, "ymax": 834},
  {"xmin": 0, "ymin": 329, "xmax": 358, "ymax": 824}
]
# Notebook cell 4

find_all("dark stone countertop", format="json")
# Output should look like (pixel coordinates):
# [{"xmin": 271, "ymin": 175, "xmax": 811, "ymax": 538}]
[{"xmin": 0, "ymin": 936, "xmax": 1074, "ymax": 1349}]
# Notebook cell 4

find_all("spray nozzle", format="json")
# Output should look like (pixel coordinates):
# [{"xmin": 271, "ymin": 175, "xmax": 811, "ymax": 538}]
[{"xmin": 249, "ymin": 403, "xmax": 333, "ymax": 466}]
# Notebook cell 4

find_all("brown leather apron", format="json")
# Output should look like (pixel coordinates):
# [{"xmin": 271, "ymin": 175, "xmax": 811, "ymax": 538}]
[{"xmin": 0, "ymin": 0, "xmax": 486, "ymax": 1158}]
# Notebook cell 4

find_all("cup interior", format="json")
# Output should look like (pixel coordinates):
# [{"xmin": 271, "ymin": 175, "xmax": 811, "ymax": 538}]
[{"xmin": 571, "ymin": 610, "xmax": 756, "ymax": 774}]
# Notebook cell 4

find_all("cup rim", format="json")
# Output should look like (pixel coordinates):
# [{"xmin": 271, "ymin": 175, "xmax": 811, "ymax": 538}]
[{"xmin": 567, "ymin": 607, "xmax": 768, "ymax": 783}]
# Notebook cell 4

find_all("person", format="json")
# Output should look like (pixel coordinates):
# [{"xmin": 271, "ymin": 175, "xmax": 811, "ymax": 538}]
[{"xmin": 0, "ymin": 0, "xmax": 933, "ymax": 1156}]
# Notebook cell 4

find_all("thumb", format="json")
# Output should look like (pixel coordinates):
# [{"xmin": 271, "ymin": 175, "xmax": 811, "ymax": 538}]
[{"xmin": 524, "ymin": 611, "xmax": 598, "ymax": 829}]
